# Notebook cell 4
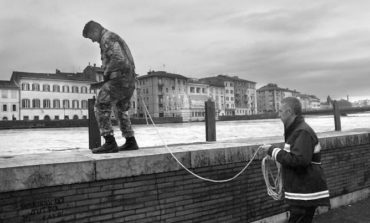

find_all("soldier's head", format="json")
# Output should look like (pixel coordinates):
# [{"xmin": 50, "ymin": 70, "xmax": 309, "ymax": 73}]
[
  {"xmin": 279, "ymin": 97, "xmax": 302, "ymax": 127},
  {"xmin": 83, "ymin": 20, "xmax": 104, "ymax": 43}
]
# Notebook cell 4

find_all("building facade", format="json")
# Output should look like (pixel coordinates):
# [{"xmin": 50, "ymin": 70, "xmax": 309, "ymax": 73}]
[
  {"xmin": 257, "ymin": 83, "xmax": 320, "ymax": 113},
  {"xmin": 200, "ymin": 75, "xmax": 257, "ymax": 116},
  {"xmin": 137, "ymin": 71, "xmax": 189, "ymax": 120},
  {"xmin": 0, "ymin": 81, "xmax": 20, "ymax": 120},
  {"xmin": 187, "ymin": 79, "xmax": 209, "ymax": 121},
  {"xmin": 2, "ymin": 65, "xmax": 137, "ymax": 121},
  {"xmin": 10, "ymin": 70, "xmax": 98, "ymax": 121},
  {"xmin": 257, "ymin": 83, "xmax": 299, "ymax": 113}
]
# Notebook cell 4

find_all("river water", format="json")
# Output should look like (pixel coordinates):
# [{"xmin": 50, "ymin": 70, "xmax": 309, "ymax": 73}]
[{"xmin": 1, "ymin": 113, "xmax": 369, "ymax": 156}]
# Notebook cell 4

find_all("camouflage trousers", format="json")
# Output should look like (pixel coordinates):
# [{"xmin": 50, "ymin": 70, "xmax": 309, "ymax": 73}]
[{"xmin": 95, "ymin": 75, "xmax": 135, "ymax": 138}]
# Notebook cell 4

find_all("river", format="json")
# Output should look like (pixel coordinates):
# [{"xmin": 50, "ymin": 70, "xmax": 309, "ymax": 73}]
[{"xmin": 1, "ymin": 113, "xmax": 370, "ymax": 156}]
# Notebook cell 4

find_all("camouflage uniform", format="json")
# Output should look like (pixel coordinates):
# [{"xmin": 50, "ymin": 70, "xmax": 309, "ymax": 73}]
[{"xmin": 95, "ymin": 29, "xmax": 136, "ymax": 138}]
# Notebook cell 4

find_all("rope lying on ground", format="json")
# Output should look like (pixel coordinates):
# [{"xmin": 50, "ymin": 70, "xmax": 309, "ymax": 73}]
[{"xmin": 140, "ymin": 95, "xmax": 283, "ymax": 198}]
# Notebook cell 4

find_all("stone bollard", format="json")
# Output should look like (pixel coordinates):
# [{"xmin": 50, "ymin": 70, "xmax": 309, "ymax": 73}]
[
  {"xmin": 205, "ymin": 99, "xmax": 216, "ymax": 141},
  {"xmin": 88, "ymin": 97, "xmax": 101, "ymax": 149}
]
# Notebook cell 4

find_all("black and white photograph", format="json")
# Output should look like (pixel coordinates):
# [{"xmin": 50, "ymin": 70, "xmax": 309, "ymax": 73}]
[{"xmin": 0, "ymin": 0, "xmax": 370, "ymax": 222}]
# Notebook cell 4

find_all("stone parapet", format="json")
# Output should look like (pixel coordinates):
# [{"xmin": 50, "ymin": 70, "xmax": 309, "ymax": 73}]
[{"xmin": 0, "ymin": 129, "xmax": 369, "ymax": 193}]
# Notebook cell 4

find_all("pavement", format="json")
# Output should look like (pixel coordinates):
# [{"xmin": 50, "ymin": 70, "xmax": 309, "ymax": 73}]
[{"xmin": 314, "ymin": 197, "xmax": 370, "ymax": 223}]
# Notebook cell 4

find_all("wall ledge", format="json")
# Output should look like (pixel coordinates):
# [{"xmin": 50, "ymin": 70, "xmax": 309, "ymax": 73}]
[{"xmin": 0, "ymin": 129, "xmax": 369, "ymax": 193}]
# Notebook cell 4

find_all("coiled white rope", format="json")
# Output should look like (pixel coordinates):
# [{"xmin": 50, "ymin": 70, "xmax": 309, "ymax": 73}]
[
  {"xmin": 262, "ymin": 156, "xmax": 283, "ymax": 200},
  {"xmin": 140, "ymin": 94, "xmax": 283, "ymax": 196}
]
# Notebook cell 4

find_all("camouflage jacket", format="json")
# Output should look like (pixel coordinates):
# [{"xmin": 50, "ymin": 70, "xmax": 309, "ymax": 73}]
[{"xmin": 100, "ymin": 29, "xmax": 135, "ymax": 76}]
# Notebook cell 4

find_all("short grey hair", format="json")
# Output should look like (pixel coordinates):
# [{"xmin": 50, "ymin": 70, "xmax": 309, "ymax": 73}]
[{"xmin": 281, "ymin": 97, "xmax": 302, "ymax": 115}]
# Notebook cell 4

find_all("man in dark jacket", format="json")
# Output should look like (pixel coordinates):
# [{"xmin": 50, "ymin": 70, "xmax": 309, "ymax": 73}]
[
  {"xmin": 83, "ymin": 20, "xmax": 139, "ymax": 153},
  {"xmin": 262, "ymin": 97, "xmax": 330, "ymax": 223}
]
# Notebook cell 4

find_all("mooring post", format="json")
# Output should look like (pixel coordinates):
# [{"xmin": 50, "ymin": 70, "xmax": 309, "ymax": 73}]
[
  {"xmin": 205, "ymin": 99, "xmax": 216, "ymax": 141},
  {"xmin": 88, "ymin": 97, "xmax": 101, "ymax": 149},
  {"xmin": 333, "ymin": 100, "xmax": 342, "ymax": 131}
]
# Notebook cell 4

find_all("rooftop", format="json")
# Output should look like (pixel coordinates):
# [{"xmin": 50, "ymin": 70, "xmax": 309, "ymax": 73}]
[
  {"xmin": 10, "ymin": 69, "xmax": 94, "ymax": 83},
  {"xmin": 257, "ymin": 83, "xmax": 298, "ymax": 93},
  {"xmin": 138, "ymin": 71, "xmax": 188, "ymax": 80},
  {"xmin": 0, "ymin": 80, "xmax": 18, "ymax": 89}
]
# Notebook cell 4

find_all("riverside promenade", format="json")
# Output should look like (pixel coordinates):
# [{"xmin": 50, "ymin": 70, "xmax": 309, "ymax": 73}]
[{"xmin": 315, "ymin": 196, "xmax": 370, "ymax": 223}]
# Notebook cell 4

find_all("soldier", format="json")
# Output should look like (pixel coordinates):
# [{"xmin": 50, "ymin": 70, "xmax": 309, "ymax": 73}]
[{"xmin": 83, "ymin": 20, "xmax": 139, "ymax": 153}]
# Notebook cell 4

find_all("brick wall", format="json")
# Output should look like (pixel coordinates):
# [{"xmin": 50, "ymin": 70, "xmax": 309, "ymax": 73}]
[{"xmin": 0, "ymin": 132, "xmax": 369, "ymax": 223}]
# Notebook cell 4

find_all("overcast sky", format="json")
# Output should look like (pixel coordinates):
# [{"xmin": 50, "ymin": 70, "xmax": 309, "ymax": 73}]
[{"xmin": 1, "ymin": 0, "xmax": 370, "ymax": 101}]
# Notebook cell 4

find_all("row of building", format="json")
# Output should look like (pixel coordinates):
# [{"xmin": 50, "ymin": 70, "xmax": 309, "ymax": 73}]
[{"xmin": 0, "ymin": 65, "xmax": 321, "ymax": 122}]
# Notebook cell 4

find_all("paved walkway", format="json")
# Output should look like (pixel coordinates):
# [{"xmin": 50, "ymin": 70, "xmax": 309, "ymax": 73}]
[{"xmin": 314, "ymin": 197, "xmax": 370, "ymax": 223}]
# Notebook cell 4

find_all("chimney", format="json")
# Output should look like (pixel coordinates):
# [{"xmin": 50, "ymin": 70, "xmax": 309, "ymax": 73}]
[{"xmin": 56, "ymin": 69, "xmax": 61, "ymax": 74}]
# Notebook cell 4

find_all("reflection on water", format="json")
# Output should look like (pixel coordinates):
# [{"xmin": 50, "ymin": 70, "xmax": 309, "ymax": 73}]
[{"xmin": 0, "ymin": 113, "xmax": 369, "ymax": 156}]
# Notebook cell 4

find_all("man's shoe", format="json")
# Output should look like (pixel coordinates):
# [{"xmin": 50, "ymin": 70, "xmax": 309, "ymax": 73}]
[
  {"xmin": 92, "ymin": 141, "xmax": 118, "ymax": 154},
  {"xmin": 118, "ymin": 137, "xmax": 139, "ymax": 151}
]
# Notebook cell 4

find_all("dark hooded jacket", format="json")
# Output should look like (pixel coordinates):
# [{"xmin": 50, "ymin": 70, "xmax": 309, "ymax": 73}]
[{"xmin": 268, "ymin": 115, "xmax": 330, "ymax": 207}]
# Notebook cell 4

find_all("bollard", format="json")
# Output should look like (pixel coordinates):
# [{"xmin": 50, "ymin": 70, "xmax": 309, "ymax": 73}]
[
  {"xmin": 205, "ymin": 99, "xmax": 216, "ymax": 141},
  {"xmin": 333, "ymin": 100, "xmax": 341, "ymax": 131},
  {"xmin": 88, "ymin": 97, "xmax": 101, "ymax": 149}
]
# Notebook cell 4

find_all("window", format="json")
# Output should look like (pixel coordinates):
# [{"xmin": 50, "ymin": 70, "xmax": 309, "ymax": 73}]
[
  {"xmin": 34, "ymin": 116, "xmax": 39, "ymax": 120},
  {"xmin": 22, "ymin": 83, "xmax": 30, "ymax": 91},
  {"xmin": 23, "ymin": 116, "xmax": 29, "ymax": 121},
  {"xmin": 190, "ymin": 87, "xmax": 195, "ymax": 93},
  {"xmin": 2, "ymin": 117, "xmax": 8, "ymax": 121},
  {"xmin": 81, "ymin": 100, "xmax": 88, "ymax": 109},
  {"xmin": 53, "ymin": 85, "xmax": 60, "ymax": 92},
  {"xmin": 64, "ymin": 115, "xmax": 69, "ymax": 120},
  {"xmin": 202, "ymin": 88, "xmax": 205, "ymax": 93},
  {"xmin": 53, "ymin": 99, "xmax": 60, "ymax": 108},
  {"xmin": 73, "ymin": 115, "xmax": 79, "ymax": 120},
  {"xmin": 22, "ymin": 99, "xmax": 30, "ymax": 108},
  {"xmin": 226, "ymin": 90, "xmax": 229, "ymax": 93},
  {"xmin": 12, "ymin": 104, "xmax": 16, "ymax": 111},
  {"xmin": 3, "ymin": 104, "xmax": 7, "ymax": 111},
  {"xmin": 196, "ymin": 88, "xmax": 200, "ymax": 93},
  {"xmin": 63, "ymin": 85, "xmax": 69, "ymax": 93},
  {"xmin": 63, "ymin": 100, "xmax": 70, "ymax": 109},
  {"xmin": 72, "ymin": 86, "xmax": 79, "ymax": 93},
  {"xmin": 81, "ymin": 86, "xmax": 88, "ymax": 93},
  {"xmin": 72, "ymin": 100, "xmax": 79, "ymax": 109},
  {"xmin": 32, "ymin": 99, "xmax": 40, "ymax": 108},
  {"xmin": 32, "ymin": 83, "xmax": 40, "ymax": 91},
  {"xmin": 43, "ymin": 99, "xmax": 51, "ymax": 108},
  {"xmin": 11, "ymin": 91, "xmax": 17, "ymax": 99},
  {"xmin": 43, "ymin": 84, "xmax": 50, "ymax": 92},
  {"xmin": 55, "ymin": 115, "xmax": 59, "ymax": 120},
  {"xmin": 1, "ymin": 90, "xmax": 8, "ymax": 98}
]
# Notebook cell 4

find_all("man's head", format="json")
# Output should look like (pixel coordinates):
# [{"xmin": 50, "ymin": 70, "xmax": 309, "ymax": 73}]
[
  {"xmin": 279, "ymin": 97, "xmax": 302, "ymax": 127},
  {"xmin": 83, "ymin": 20, "xmax": 104, "ymax": 42}
]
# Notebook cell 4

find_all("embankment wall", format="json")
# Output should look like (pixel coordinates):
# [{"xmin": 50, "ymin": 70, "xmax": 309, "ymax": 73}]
[{"xmin": 0, "ymin": 130, "xmax": 369, "ymax": 222}]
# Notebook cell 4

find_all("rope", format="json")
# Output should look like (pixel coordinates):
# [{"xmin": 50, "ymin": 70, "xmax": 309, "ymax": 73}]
[
  {"xmin": 262, "ymin": 156, "xmax": 283, "ymax": 200},
  {"xmin": 139, "ymin": 93, "xmax": 283, "ymax": 197}
]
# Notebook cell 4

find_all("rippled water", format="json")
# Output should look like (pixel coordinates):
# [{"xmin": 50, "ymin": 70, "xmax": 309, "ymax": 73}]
[{"xmin": 1, "ymin": 113, "xmax": 369, "ymax": 156}]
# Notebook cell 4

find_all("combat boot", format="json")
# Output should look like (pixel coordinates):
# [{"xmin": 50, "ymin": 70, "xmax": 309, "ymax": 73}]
[
  {"xmin": 118, "ymin": 137, "xmax": 139, "ymax": 151},
  {"xmin": 92, "ymin": 135, "xmax": 118, "ymax": 154}
]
